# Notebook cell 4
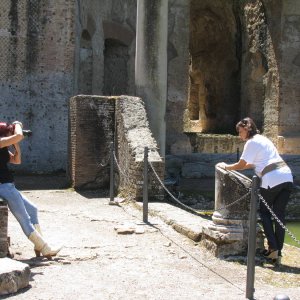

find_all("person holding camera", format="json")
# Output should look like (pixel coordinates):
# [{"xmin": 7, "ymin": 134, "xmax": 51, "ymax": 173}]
[
  {"xmin": 217, "ymin": 117, "xmax": 293, "ymax": 264},
  {"xmin": 0, "ymin": 121, "xmax": 61, "ymax": 259}
]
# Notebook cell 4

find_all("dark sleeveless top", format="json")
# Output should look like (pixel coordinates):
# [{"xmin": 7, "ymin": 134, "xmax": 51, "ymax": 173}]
[{"xmin": 0, "ymin": 147, "xmax": 14, "ymax": 183}]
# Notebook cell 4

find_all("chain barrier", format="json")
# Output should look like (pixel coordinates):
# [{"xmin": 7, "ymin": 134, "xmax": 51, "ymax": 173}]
[
  {"xmin": 214, "ymin": 191, "xmax": 251, "ymax": 212},
  {"xmin": 258, "ymin": 193, "xmax": 300, "ymax": 245},
  {"xmin": 149, "ymin": 161, "xmax": 203, "ymax": 216},
  {"xmin": 113, "ymin": 152, "xmax": 131, "ymax": 185},
  {"xmin": 214, "ymin": 169, "xmax": 252, "ymax": 212},
  {"xmin": 113, "ymin": 149, "xmax": 300, "ymax": 244},
  {"xmin": 149, "ymin": 161, "xmax": 250, "ymax": 217}
]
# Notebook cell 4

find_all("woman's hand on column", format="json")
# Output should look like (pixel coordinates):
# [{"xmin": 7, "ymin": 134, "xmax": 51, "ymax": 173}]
[{"xmin": 216, "ymin": 162, "xmax": 228, "ymax": 170}]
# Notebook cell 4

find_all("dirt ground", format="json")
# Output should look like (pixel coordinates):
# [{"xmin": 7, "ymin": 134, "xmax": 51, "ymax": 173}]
[{"xmin": 1, "ymin": 176, "xmax": 300, "ymax": 300}]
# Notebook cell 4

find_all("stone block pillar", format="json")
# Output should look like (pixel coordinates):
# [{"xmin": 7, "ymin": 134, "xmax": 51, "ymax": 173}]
[
  {"xmin": 201, "ymin": 166, "xmax": 263, "ymax": 257},
  {"xmin": 0, "ymin": 200, "xmax": 8, "ymax": 258},
  {"xmin": 135, "ymin": 0, "xmax": 168, "ymax": 156}
]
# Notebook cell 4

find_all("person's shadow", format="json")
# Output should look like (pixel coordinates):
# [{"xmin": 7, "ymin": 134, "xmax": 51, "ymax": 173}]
[{"xmin": 263, "ymin": 262, "xmax": 300, "ymax": 274}]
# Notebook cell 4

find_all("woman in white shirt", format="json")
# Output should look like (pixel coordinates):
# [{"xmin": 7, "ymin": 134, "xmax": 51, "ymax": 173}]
[{"xmin": 217, "ymin": 117, "xmax": 293, "ymax": 263}]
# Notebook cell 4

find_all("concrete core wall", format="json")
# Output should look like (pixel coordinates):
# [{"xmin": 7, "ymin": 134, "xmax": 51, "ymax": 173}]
[{"xmin": 116, "ymin": 96, "xmax": 164, "ymax": 200}]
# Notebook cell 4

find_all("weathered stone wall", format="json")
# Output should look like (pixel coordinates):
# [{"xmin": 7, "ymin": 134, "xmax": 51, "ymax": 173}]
[
  {"xmin": 69, "ymin": 95, "xmax": 164, "ymax": 200},
  {"xmin": 69, "ymin": 95, "xmax": 115, "ymax": 190},
  {"xmin": 74, "ymin": 0, "xmax": 136, "ymax": 96},
  {"xmin": 166, "ymin": 0, "xmax": 191, "ymax": 155},
  {"xmin": 240, "ymin": 0, "xmax": 280, "ymax": 139},
  {"xmin": 0, "ymin": 0, "xmax": 138, "ymax": 174},
  {"xmin": 0, "ymin": 0, "xmax": 75, "ymax": 173},
  {"xmin": 116, "ymin": 96, "xmax": 164, "ymax": 201},
  {"xmin": 0, "ymin": 201, "xmax": 8, "ymax": 258},
  {"xmin": 278, "ymin": 1, "xmax": 300, "ymax": 154}
]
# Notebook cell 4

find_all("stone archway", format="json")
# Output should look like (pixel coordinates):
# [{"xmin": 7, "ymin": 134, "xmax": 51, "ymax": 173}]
[
  {"xmin": 187, "ymin": 0, "xmax": 240, "ymax": 134},
  {"xmin": 102, "ymin": 21, "xmax": 134, "ymax": 96}
]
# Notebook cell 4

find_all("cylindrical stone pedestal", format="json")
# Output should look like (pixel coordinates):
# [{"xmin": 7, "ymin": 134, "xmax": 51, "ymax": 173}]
[
  {"xmin": 0, "ymin": 199, "xmax": 8, "ymax": 258},
  {"xmin": 201, "ymin": 166, "xmax": 263, "ymax": 257}
]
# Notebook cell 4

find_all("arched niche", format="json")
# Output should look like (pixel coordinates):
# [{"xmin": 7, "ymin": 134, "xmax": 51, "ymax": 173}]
[
  {"xmin": 103, "ymin": 38, "xmax": 129, "ymax": 96},
  {"xmin": 186, "ymin": 0, "xmax": 240, "ymax": 134},
  {"xmin": 102, "ymin": 21, "xmax": 134, "ymax": 96}
]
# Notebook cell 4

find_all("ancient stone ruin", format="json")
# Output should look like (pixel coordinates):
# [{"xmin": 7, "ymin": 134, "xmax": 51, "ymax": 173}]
[
  {"xmin": 0, "ymin": 0, "xmax": 298, "ymax": 182},
  {"xmin": 69, "ymin": 95, "xmax": 164, "ymax": 200},
  {"xmin": 201, "ymin": 167, "xmax": 264, "ymax": 257}
]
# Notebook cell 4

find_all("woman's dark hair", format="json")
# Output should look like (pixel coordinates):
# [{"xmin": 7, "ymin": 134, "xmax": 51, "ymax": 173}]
[
  {"xmin": 0, "ymin": 122, "xmax": 14, "ymax": 137},
  {"xmin": 236, "ymin": 117, "xmax": 260, "ymax": 138}
]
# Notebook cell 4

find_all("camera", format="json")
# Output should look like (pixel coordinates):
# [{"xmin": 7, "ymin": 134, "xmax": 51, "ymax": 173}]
[{"xmin": 22, "ymin": 130, "xmax": 32, "ymax": 137}]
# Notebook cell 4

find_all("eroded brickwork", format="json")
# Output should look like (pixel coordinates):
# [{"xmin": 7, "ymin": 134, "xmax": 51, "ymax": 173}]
[
  {"xmin": 116, "ymin": 96, "xmax": 164, "ymax": 201},
  {"xmin": 0, "ymin": 201, "xmax": 8, "ymax": 258},
  {"xmin": 69, "ymin": 96, "xmax": 115, "ymax": 190},
  {"xmin": 69, "ymin": 95, "xmax": 164, "ymax": 200}
]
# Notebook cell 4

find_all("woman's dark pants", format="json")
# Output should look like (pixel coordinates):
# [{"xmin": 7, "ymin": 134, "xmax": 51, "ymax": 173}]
[{"xmin": 259, "ymin": 182, "xmax": 292, "ymax": 254}]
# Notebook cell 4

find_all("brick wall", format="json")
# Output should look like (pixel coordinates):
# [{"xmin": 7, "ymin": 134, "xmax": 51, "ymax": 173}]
[
  {"xmin": 69, "ymin": 95, "xmax": 164, "ymax": 201},
  {"xmin": 69, "ymin": 95, "xmax": 115, "ymax": 190},
  {"xmin": 0, "ymin": 0, "xmax": 75, "ymax": 173},
  {"xmin": 0, "ymin": 200, "xmax": 8, "ymax": 258}
]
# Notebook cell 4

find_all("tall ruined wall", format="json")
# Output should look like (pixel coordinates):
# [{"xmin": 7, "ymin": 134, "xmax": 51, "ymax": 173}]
[
  {"xmin": 0, "ymin": 0, "xmax": 138, "ymax": 174},
  {"xmin": 74, "ymin": 0, "xmax": 137, "ymax": 96},
  {"xmin": 240, "ymin": 0, "xmax": 281, "ymax": 139},
  {"xmin": 239, "ymin": 0, "xmax": 300, "ymax": 154},
  {"xmin": 0, "ymin": 0, "xmax": 75, "ymax": 173}
]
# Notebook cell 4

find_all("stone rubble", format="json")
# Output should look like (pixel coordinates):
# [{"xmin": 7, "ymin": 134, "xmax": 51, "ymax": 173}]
[{"xmin": 0, "ymin": 258, "xmax": 30, "ymax": 296}]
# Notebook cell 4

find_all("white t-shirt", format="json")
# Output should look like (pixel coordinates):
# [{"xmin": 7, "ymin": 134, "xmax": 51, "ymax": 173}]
[{"xmin": 240, "ymin": 134, "xmax": 293, "ymax": 188}]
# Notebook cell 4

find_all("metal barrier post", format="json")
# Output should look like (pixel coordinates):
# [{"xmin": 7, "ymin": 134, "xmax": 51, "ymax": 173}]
[
  {"xmin": 143, "ymin": 147, "xmax": 149, "ymax": 223},
  {"xmin": 246, "ymin": 175, "xmax": 260, "ymax": 299},
  {"xmin": 109, "ymin": 142, "xmax": 114, "ymax": 204}
]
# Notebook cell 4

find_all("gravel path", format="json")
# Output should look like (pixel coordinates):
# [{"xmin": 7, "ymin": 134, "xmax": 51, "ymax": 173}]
[{"xmin": 3, "ymin": 189, "xmax": 300, "ymax": 300}]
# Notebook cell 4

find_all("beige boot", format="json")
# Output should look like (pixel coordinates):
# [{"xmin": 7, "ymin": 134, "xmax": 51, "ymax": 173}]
[
  {"xmin": 29, "ymin": 230, "xmax": 62, "ymax": 260},
  {"xmin": 33, "ymin": 224, "xmax": 42, "ymax": 257}
]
